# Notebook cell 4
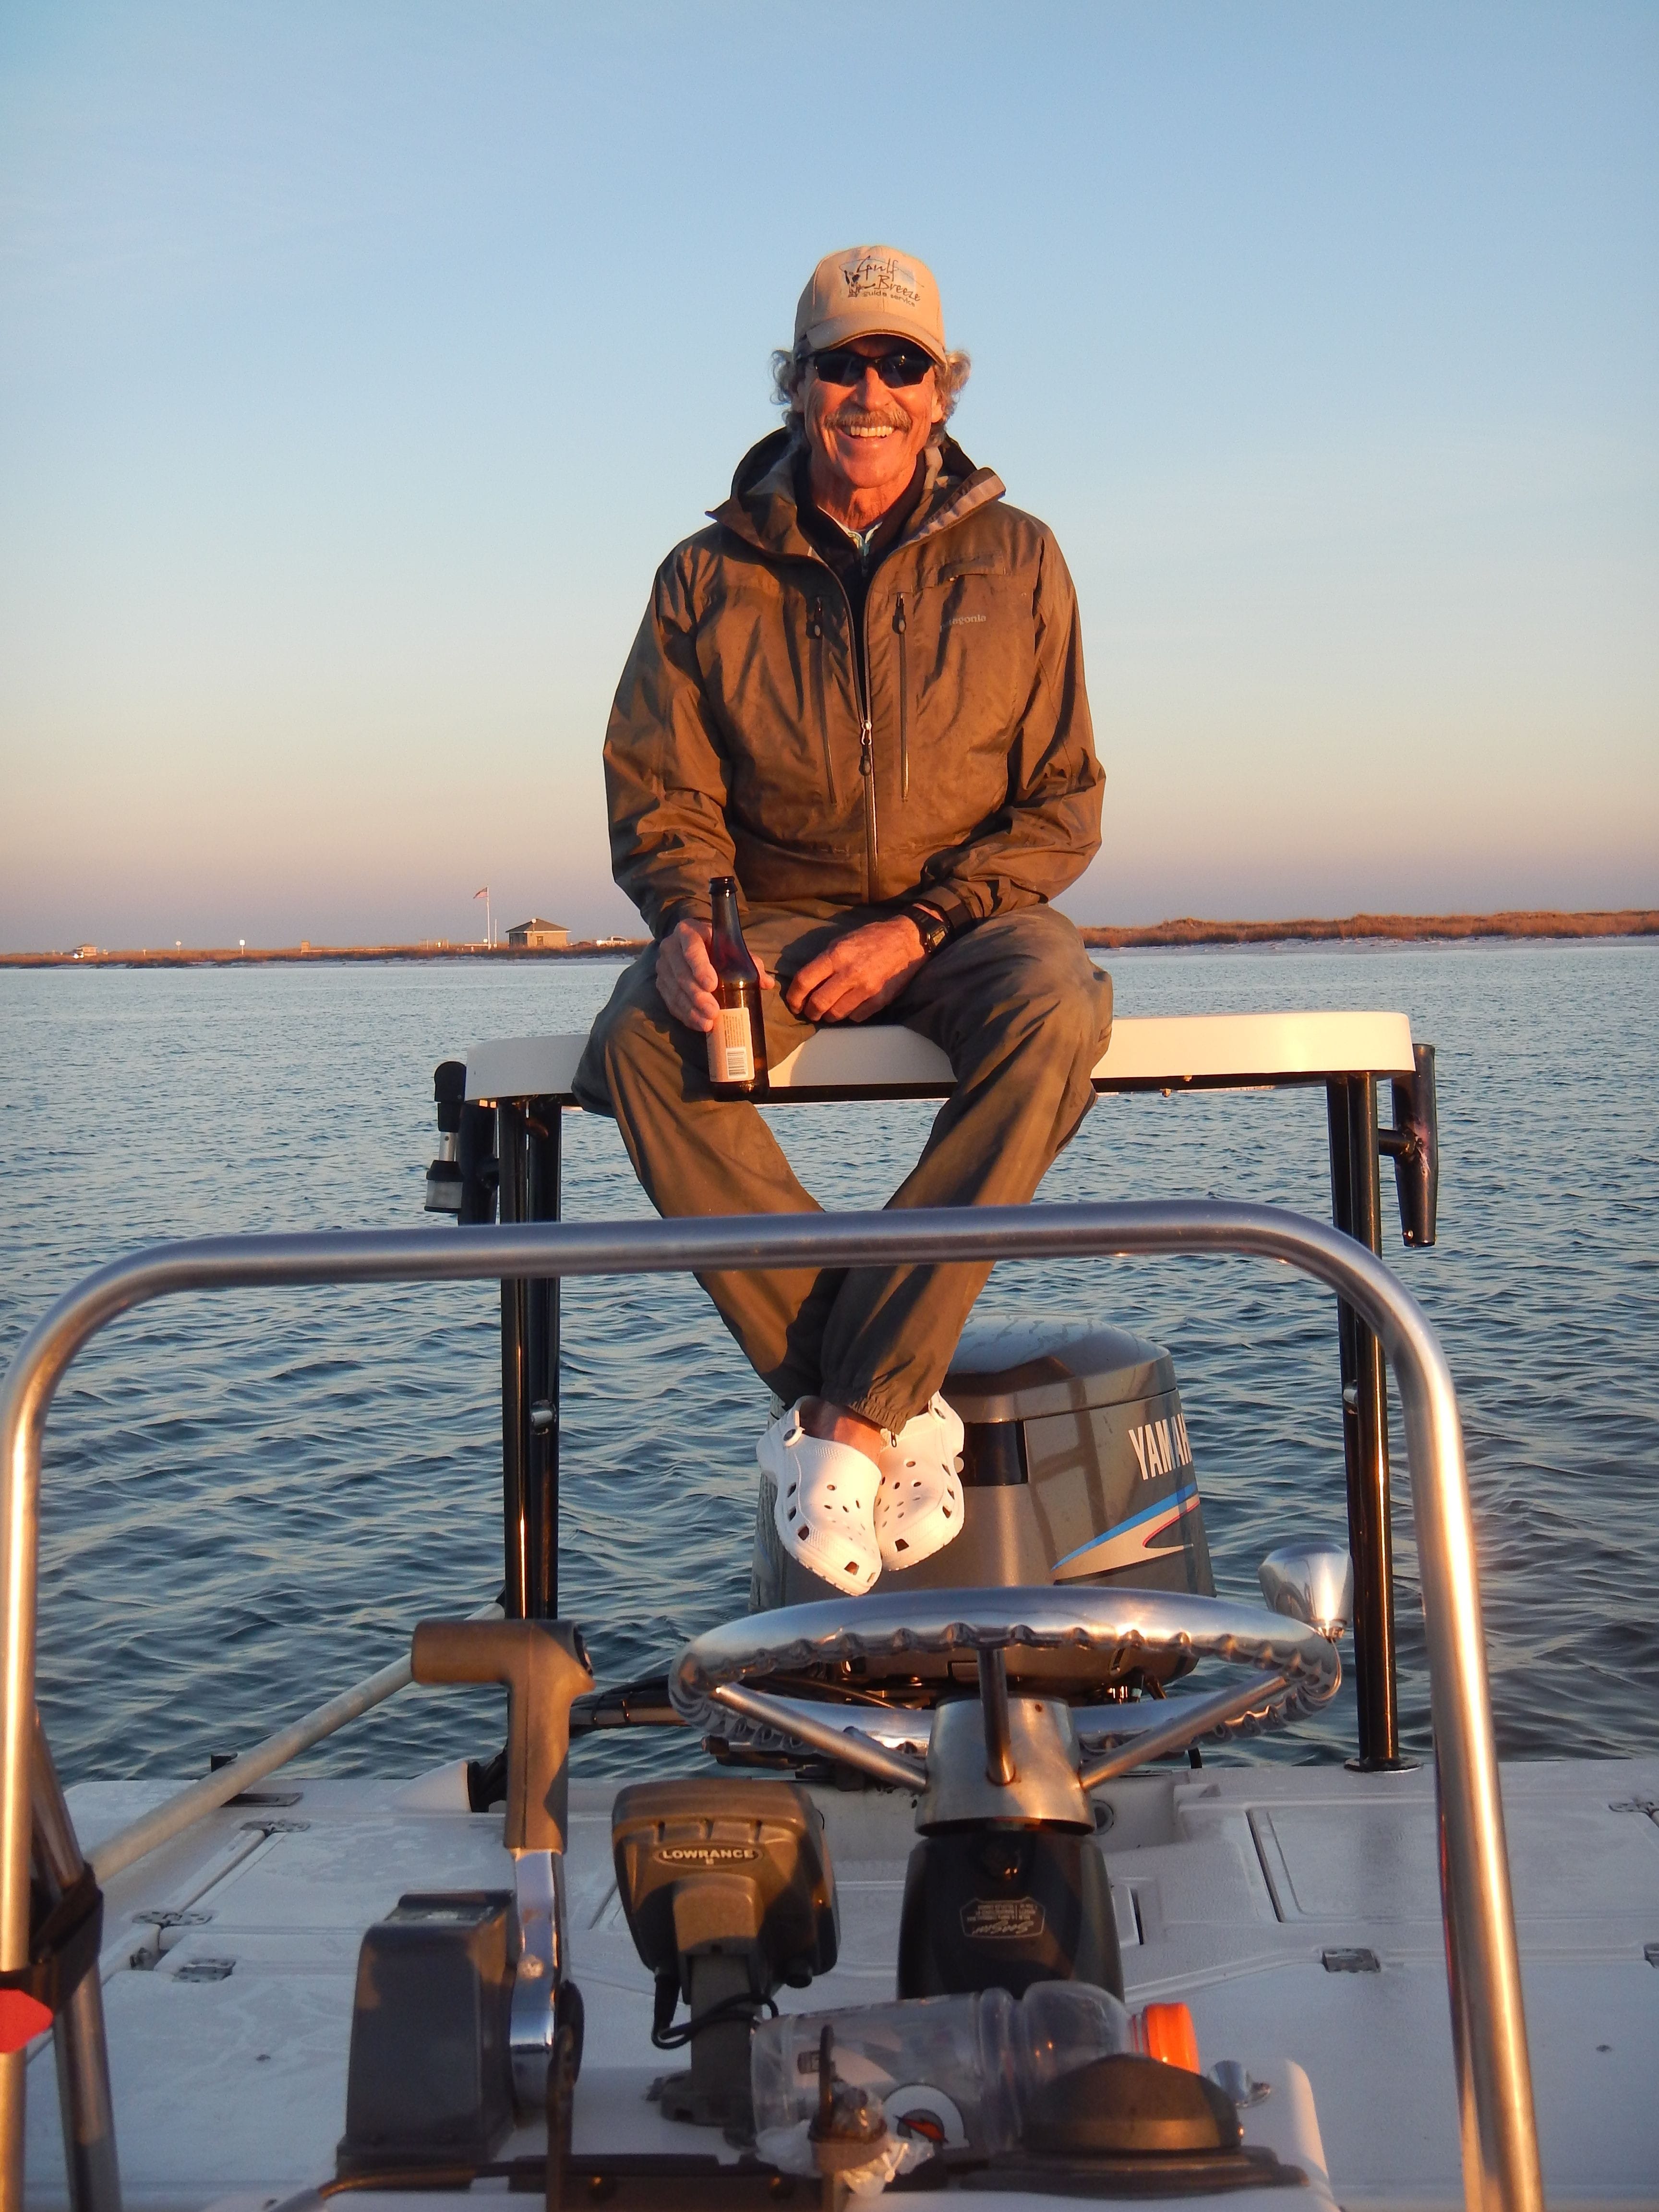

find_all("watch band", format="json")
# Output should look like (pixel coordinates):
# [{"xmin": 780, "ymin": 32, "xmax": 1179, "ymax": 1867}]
[{"xmin": 902, "ymin": 902, "xmax": 950, "ymax": 955}]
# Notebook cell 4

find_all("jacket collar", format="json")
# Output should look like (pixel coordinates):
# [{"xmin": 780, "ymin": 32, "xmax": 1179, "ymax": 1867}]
[{"xmin": 709, "ymin": 428, "xmax": 1005, "ymax": 563}]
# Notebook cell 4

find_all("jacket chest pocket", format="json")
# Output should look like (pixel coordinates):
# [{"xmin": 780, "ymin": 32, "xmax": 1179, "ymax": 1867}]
[
  {"xmin": 700, "ymin": 584, "xmax": 843, "ymax": 823},
  {"xmin": 905, "ymin": 567, "xmax": 1033, "ymax": 795}
]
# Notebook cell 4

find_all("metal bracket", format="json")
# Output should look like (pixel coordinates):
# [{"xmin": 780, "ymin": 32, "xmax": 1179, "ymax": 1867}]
[{"xmin": 1378, "ymin": 1043, "xmax": 1439, "ymax": 1247}]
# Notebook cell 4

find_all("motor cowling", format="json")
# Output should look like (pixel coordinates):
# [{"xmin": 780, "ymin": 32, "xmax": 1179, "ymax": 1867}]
[{"xmin": 945, "ymin": 1320, "xmax": 1215, "ymax": 1604}]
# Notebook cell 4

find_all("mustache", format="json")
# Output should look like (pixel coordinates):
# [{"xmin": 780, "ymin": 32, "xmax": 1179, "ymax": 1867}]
[{"xmin": 825, "ymin": 404, "xmax": 910, "ymax": 433}]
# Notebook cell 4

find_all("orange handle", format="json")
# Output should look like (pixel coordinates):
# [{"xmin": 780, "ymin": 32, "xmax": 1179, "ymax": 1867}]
[
  {"xmin": 411, "ymin": 1619, "xmax": 592, "ymax": 1852},
  {"xmin": 1133, "ymin": 2000, "xmax": 1201, "ymax": 2074}
]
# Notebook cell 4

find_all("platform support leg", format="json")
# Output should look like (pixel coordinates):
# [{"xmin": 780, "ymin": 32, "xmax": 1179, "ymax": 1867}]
[
  {"xmin": 1326, "ymin": 1076, "xmax": 1407, "ymax": 1770},
  {"xmin": 31, "ymin": 1717, "xmax": 120, "ymax": 2212},
  {"xmin": 499, "ymin": 1100, "xmax": 562, "ymax": 1621},
  {"xmin": 50, "ymin": 1975, "xmax": 120, "ymax": 2212}
]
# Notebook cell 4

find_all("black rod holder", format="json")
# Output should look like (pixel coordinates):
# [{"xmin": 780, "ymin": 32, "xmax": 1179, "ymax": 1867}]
[
  {"xmin": 456, "ymin": 1101, "xmax": 500, "ymax": 1227},
  {"xmin": 529, "ymin": 1106, "xmax": 562, "ymax": 1620},
  {"xmin": 1326, "ymin": 1077, "xmax": 1408, "ymax": 1770},
  {"xmin": 498, "ymin": 1102, "xmax": 562, "ymax": 1620},
  {"xmin": 498, "ymin": 1102, "xmax": 530, "ymax": 1618},
  {"xmin": 1379, "ymin": 1043, "xmax": 1439, "ymax": 1249}
]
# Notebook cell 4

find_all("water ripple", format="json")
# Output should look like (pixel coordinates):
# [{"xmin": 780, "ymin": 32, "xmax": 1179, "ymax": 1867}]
[{"xmin": 1, "ymin": 941, "xmax": 1654, "ymax": 1787}]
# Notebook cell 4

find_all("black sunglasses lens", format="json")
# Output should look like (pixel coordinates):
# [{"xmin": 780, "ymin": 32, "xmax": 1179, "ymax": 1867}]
[
  {"xmin": 878, "ymin": 352, "xmax": 933, "ymax": 387},
  {"xmin": 813, "ymin": 348, "xmax": 932, "ymax": 388}
]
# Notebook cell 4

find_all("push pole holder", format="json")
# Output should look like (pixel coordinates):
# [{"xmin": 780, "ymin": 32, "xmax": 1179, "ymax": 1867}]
[{"xmin": 0, "ymin": 1861, "xmax": 103, "ymax": 2052}]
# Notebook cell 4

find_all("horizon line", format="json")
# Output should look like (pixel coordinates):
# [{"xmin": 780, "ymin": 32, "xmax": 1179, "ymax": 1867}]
[{"xmin": 3, "ymin": 906, "xmax": 1655, "ymax": 968}]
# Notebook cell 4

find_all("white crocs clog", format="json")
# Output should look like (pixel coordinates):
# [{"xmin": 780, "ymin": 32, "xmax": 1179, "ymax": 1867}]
[
  {"xmin": 759, "ymin": 1402, "xmax": 882, "ymax": 1597},
  {"xmin": 894, "ymin": 1392, "xmax": 965, "ymax": 1470},
  {"xmin": 875, "ymin": 1393, "xmax": 966, "ymax": 1572}
]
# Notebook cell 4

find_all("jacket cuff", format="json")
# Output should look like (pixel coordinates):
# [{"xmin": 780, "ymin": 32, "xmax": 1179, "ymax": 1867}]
[
  {"xmin": 655, "ymin": 899, "xmax": 713, "ymax": 939},
  {"xmin": 914, "ymin": 884, "xmax": 979, "ymax": 938}
]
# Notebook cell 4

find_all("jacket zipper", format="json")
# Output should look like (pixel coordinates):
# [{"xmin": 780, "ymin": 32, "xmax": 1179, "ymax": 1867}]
[
  {"xmin": 859, "ymin": 717, "xmax": 877, "ymax": 881},
  {"xmin": 805, "ymin": 557, "xmax": 879, "ymax": 898},
  {"xmin": 808, "ymin": 598, "xmax": 837, "ymax": 806},
  {"xmin": 784, "ymin": 475, "xmax": 991, "ymax": 897},
  {"xmin": 893, "ymin": 592, "xmax": 909, "ymax": 801},
  {"xmin": 859, "ymin": 593, "xmax": 878, "ymax": 885}
]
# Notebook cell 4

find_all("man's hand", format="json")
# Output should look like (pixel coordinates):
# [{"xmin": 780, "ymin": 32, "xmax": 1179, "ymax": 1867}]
[
  {"xmin": 656, "ymin": 919, "xmax": 775, "ymax": 1033},
  {"xmin": 784, "ymin": 915, "xmax": 928, "ymax": 1025}
]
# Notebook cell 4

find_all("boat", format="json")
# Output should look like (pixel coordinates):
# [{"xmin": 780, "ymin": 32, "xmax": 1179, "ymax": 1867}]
[{"xmin": 3, "ymin": 1005, "xmax": 1653, "ymax": 2212}]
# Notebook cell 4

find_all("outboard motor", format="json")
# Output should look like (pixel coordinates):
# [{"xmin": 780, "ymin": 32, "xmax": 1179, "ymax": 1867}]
[{"xmin": 758, "ymin": 1320, "xmax": 1214, "ymax": 1694}]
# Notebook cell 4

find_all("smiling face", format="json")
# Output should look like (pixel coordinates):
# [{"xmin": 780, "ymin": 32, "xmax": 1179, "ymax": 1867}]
[{"xmin": 798, "ymin": 334, "xmax": 945, "ymax": 526}]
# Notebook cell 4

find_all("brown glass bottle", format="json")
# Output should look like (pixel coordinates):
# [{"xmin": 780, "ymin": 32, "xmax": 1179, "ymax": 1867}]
[{"xmin": 705, "ymin": 876, "xmax": 769, "ymax": 1098}]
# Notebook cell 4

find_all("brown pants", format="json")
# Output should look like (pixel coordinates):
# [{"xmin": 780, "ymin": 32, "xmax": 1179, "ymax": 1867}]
[{"xmin": 572, "ymin": 902, "xmax": 1113, "ymax": 1434}]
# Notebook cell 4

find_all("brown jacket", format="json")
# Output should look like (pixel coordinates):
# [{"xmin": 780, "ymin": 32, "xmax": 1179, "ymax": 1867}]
[{"xmin": 602, "ymin": 429, "xmax": 1103, "ymax": 936}]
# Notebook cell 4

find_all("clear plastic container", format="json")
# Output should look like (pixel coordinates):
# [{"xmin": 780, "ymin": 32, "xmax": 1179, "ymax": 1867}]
[{"xmin": 750, "ymin": 1981, "xmax": 1141, "ymax": 2156}]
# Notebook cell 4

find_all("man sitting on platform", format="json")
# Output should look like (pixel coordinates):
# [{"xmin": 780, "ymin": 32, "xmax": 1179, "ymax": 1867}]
[{"xmin": 574, "ymin": 244, "xmax": 1111, "ymax": 1598}]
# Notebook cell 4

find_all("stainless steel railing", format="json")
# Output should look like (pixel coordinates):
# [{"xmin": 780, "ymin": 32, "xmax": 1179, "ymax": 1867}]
[{"xmin": 0, "ymin": 1202, "xmax": 1542, "ymax": 2212}]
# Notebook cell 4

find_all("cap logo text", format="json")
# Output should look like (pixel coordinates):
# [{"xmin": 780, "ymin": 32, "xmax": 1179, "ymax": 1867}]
[{"xmin": 841, "ymin": 252, "xmax": 920, "ymax": 308}]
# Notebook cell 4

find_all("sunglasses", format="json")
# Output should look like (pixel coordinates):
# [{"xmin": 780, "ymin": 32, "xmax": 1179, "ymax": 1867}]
[{"xmin": 808, "ymin": 346, "xmax": 935, "ymax": 389}]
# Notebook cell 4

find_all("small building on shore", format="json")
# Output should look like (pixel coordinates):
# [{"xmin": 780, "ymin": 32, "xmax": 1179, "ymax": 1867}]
[{"xmin": 505, "ymin": 918, "xmax": 569, "ymax": 950}]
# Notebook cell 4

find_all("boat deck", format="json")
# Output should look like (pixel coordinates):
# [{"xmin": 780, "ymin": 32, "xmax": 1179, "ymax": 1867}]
[{"xmin": 23, "ymin": 1754, "xmax": 1659, "ymax": 2211}]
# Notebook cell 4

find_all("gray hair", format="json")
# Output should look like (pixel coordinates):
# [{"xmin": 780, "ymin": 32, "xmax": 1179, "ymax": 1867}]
[{"xmin": 770, "ymin": 345, "xmax": 972, "ymax": 428}]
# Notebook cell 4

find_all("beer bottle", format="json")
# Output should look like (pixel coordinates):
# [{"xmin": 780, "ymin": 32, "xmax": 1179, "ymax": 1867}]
[{"xmin": 705, "ymin": 876, "xmax": 769, "ymax": 1098}]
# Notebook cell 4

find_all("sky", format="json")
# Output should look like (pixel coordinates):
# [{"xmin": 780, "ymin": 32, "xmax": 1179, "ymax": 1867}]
[{"xmin": 0, "ymin": 1, "xmax": 1654, "ymax": 949}]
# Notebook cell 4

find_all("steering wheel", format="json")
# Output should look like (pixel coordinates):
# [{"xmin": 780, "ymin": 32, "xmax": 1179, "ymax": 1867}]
[{"xmin": 671, "ymin": 1585, "xmax": 1342, "ymax": 1800}]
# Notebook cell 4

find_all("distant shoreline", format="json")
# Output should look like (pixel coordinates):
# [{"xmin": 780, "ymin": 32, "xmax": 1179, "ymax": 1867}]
[
  {"xmin": 1077, "ymin": 907, "xmax": 1657, "ymax": 950},
  {"xmin": 2, "ymin": 908, "xmax": 1652, "ymax": 968}
]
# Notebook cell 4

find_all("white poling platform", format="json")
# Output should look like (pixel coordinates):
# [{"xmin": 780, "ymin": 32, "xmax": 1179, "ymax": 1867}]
[
  {"xmin": 464, "ymin": 1011, "xmax": 1417, "ymax": 1105},
  {"xmin": 27, "ymin": 1756, "xmax": 1659, "ymax": 2210}
]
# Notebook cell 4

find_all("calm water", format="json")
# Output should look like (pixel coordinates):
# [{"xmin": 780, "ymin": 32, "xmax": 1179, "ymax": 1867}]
[{"xmin": 2, "ymin": 940, "xmax": 1655, "ymax": 1787}]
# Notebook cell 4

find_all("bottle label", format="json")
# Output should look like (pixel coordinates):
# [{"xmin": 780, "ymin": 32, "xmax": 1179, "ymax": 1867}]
[{"xmin": 707, "ymin": 1008, "xmax": 755, "ymax": 1086}]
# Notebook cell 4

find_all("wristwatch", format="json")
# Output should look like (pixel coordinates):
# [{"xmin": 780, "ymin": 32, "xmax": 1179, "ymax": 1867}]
[{"xmin": 902, "ymin": 902, "xmax": 950, "ymax": 956}]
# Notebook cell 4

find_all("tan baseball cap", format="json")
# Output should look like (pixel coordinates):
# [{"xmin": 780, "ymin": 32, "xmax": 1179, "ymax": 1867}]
[{"xmin": 793, "ymin": 244, "xmax": 948, "ymax": 365}]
